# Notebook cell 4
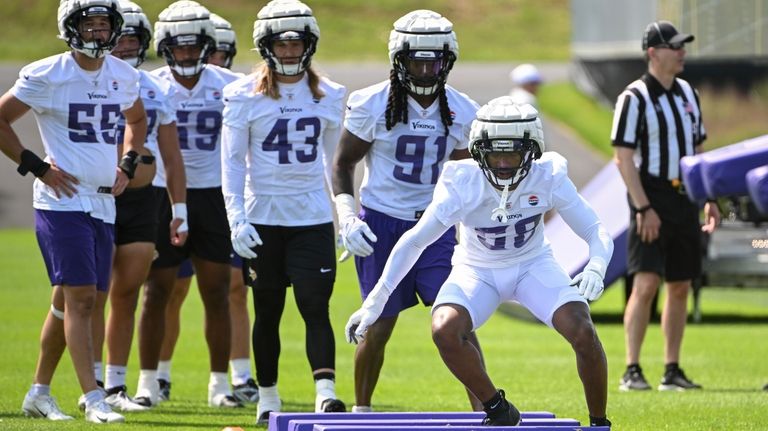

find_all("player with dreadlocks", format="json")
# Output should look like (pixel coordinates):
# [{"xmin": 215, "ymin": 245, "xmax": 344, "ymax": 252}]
[{"xmin": 332, "ymin": 9, "xmax": 482, "ymax": 413}]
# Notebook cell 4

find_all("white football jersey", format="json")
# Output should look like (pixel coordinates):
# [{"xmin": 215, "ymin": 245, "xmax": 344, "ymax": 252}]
[
  {"xmin": 431, "ymin": 153, "xmax": 608, "ymax": 268},
  {"xmin": 152, "ymin": 64, "xmax": 240, "ymax": 189},
  {"xmin": 114, "ymin": 70, "xmax": 177, "ymax": 188},
  {"xmin": 11, "ymin": 53, "xmax": 140, "ymax": 223},
  {"xmin": 222, "ymin": 73, "xmax": 346, "ymax": 226},
  {"xmin": 345, "ymin": 81, "xmax": 479, "ymax": 221}
]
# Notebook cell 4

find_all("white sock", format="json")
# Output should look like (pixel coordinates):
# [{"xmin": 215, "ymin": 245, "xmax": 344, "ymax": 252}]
[
  {"xmin": 93, "ymin": 361, "xmax": 103, "ymax": 383},
  {"xmin": 352, "ymin": 405, "xmax": 373, "ymax": 413},
  {"xmin": 136, "ymin": 369, "xmax": 158, "ymax": 403},
  {"xmin": 208, "ymin": 372, "xmax": 230, "ymax": 397},
  {"xmin": 105, "ymin": 365, "xmax": 127, "ymax": 391},
  {"xmin": 84, "ymin": 389, "xmax": 104, "ymax": 409},
  {"xmin": 29, "ymin": 384, "xmax": 50, "ymax": 397},
  {"xmin": 258, "ymin": 384, "xmax": 281, "ymax": 411},
  {"xmin": 315, "ymin": 379, "xmax": 336, "ymax": 411},
  {"xmin": 157, "ymin": 361, "xmax": 172, "ymax": 382},
  {"xmin": 229, "ymin": 358, "xmax": 252, "ymax": 386}
]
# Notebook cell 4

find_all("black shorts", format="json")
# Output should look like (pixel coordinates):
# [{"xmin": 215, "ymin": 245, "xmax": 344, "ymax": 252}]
[
  {"xmin": 115, "ymin": 185, "xmax": 159, "ymax": 246},
  {"xmin": 627, "ymin": 176, "xmax": 702, "ymax": 281},
  {"xmin": 153, "ymin": 187, "xmax": 232, "ymax": 268},
  {"xmin": 247, "ymin": 223, "xmax": 336, "ymax": 291}
]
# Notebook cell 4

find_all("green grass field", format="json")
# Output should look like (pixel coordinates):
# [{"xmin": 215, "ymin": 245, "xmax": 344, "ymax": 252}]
[{"xmin": 1, "ymin": 229, "xmax": 767, "ymax": 430}]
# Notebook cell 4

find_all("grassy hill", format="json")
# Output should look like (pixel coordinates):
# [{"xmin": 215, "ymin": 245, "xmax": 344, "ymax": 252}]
[{"xmin": 0, "ymin": 0, "xmax": 570, "ymax": 62}]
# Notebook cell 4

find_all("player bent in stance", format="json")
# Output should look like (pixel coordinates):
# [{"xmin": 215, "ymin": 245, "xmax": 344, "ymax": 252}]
[
  {"xmin": 332, "ymin": 9, "xmax": 484, "ymax": 412},
  {"xmin": 95, "ymin": 0, "xmax": 188, "ymax": 413},
  {"xmin": 134, "ymin": 0, "xmax": 242, "ymax": 408},
  {"xmin": 0, "ymin": 0, "xmax": 148, "ymax": 423},
  {"xmin": 346, "ymin": 98, "xmax": 613, "ymax": 428},
  {"xmin": 222, "ymin": 0, "xmax": 347, "ymax": 422}
]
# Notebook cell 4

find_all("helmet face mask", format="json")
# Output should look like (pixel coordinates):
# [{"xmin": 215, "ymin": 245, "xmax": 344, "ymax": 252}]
[
  {"xmin": 58, "ymin": 1, "xmax": 124, "ymax": 59},
  {"xmin": 393, "ymin": 46, "xmax": 454, "ymax": 96},
  {"xmin": 258, "ymin": 29, "xmax": 316, "ymax": 76},
  {"xmin": 469, "ymin": 98, "xmax": 545, "ymax": 190},
  {"xmin": 472, "ymin": 136, "xmax": 542, "ymax": 189},
  {"xmin": 115, "ymin": 0, "xmax": 151, "ymax": 67},
  {"xmin": 252, "ymin": 0, "xmax": 320, "ymax": 76},
  {"xmin": 388, "ymin": 10, "xmax": 458, "ymax": 96},
  {"xmin": 210, "ymin": 13, "xmax": 236, "ymax": 69},
  {"xmin": 154, "ymin": 1, "xmax": 216, "ymax": 77}
]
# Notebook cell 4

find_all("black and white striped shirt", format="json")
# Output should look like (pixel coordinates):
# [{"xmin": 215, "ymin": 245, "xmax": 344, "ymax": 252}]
[{"xmin": 611, "ymin": 73, "xmax": 706, "ymax": 181}]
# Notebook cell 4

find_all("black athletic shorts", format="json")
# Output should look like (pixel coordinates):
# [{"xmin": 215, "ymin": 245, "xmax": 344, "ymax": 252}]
[
  {"xmin": 247, "ymin": 222, "xmax": 336, "ymax": 290},
  {"xmin": 153, "ymin": 186, "xmax": 232, "ymax": 268},
  {"xmin": 115, "ymin": 185, "xmax": 159, "ymax": 246},
  {"xmin": 627, "ymin": 176, "xmax": 702, "ymax": 281}
]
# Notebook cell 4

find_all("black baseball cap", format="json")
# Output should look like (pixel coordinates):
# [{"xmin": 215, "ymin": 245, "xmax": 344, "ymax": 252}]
[{"xmin": 642, "ymin": 21, "xmax": 694, "ymax": 50}]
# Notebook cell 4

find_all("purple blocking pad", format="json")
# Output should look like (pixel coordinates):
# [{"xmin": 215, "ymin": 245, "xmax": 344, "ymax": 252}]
[
  {"xmin": 746, "ymin": 165, "xmax": 768, "ymax": 215},
  {"xmin": 289, "ymin": 418, "xmax": 580, "ymax": 431},
  {"xmin": 312, "ymin": 425, "xmax": 612, "ymax": 431}
]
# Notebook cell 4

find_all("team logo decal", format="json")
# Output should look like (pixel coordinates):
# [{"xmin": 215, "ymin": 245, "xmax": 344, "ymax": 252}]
[
  {"xmin": 213, "ymin": 91, "xmax": 221, "ymax": 100},
  {"xmin": 528, "ymin": 195, "xmax": 539, "ymax": 206},
  {"xmin": 112, "ymin": 80, "xmax": 119, "ymax": 91},
  {"xmin": 147, "ymin": 90, "xmax": 156, "ymax": 99}
]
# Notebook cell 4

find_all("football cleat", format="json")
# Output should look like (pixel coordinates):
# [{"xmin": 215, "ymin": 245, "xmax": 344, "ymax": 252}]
[
  {"xmin": 209, "ymin": 393, "xmax": 243, "ymax": 408},
  {"xmin": 105, "ymin": 386, "xmax": 149, "ymax": 412},
  {"xmin": 85, "ymin": 399, "xmax": 125, "ymax": 424},
  {"xmin": 157, "ymin": 379, "xmax": 171, "ymax": 402},
  {"xmin": 318, "ymin": 398, "xmax": 346, "ymax": 413},
  {"xmin": 22, "ymin": 393, "xmax": 73, "ymax": 421},
  {"xmin": 481, "ymin": 390, "xmax": 521, "ymax": 426},
  {"xmin": 232, "ymin": 378, "xmax": 259, "ymax": 403}
]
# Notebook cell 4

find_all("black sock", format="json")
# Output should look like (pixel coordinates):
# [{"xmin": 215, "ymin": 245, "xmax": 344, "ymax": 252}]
[
  {"xmin": 590, "ymin": 415, "xmax": 611, "ymax": 426},
  {"xmin": 482, "ymin": 391, "xmax": 503, "ymax": 413},
  {"xmin": 665, "ymin": 362, "xmax": 679, "ymax": 373},
  {"xmin": 626, "ymin": 363, "xmax": 640, "ymax": 371}
]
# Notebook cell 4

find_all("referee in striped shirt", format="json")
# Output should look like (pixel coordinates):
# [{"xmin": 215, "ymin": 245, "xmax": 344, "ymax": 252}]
[{"xmin": 611, "ymin": 21, "xmax": 720, "ymax": 392}]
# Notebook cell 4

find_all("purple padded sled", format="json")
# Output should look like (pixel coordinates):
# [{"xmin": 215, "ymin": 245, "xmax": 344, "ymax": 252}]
[
  {"xmin": 288, "ymin": 418, "xmax": 579, "ymax": 431},
  {"xmin": 312, "ymin": 425, "xmax": 611, "ymax": 431},
  {"xmin": 680, "ymin": 155, "xmax": 707, "ymax": 202},
  {"xmin": 700, "ymin": 135, "xmax": 768, "ymax": 198},
  {"xmin": 268, "ymin": 411, "xmax": 555, "ymax": 431},
  {"xmin": 747, "ymin": 165, "xmax": 768, "ymax": 215}
]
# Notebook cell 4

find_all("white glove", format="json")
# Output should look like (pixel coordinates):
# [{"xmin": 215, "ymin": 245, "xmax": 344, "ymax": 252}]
[
  {"xmin": 335, "ymin": 193, "xmax": 377, "ymax": 258},
  {"xmin": 345, "ymin": 282, "xmax": 391, "ymax": 344},
  {"xmin": 570, "ymin": 257, "xmax": 608, "ymax": 301},
  {"xmin": 340, "ymin": 218, "xmax": 377, "ymax": 257},
  {"xmin": 231, "ymin": 221, "xmax": 262, "ymax": 259}
]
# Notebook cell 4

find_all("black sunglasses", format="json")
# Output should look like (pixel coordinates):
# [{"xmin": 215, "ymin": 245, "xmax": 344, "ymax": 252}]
[{"xmin": 655, "ymin": 42, "xmax": 685, "ymax": 50}]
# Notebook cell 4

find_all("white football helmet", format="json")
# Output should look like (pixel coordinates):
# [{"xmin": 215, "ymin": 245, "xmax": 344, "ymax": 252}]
[
  {"xmin": 253, "ymin": 0, "xmax": 320, "ymax": 76},
  {"xmin": 154, "ymin": 0, "xmax": 216, "ymax": 77},
  {"xmin": 58, "ymin": 0, "xmax": 124, "ymax": 59},
  {"xmin": 116, "ymin": 1, "xmax": 151, "ymax": 67},
  {"xmin": 210, "ymin": 13, "xmax": 237, "ymax": 69},
  {"xmin": 469, "ymin": 97, "xmax": 545, "ymax": 190},
  {"xmin": 388, "ymin": 10, "xmax": 458, "ymax": 96}
]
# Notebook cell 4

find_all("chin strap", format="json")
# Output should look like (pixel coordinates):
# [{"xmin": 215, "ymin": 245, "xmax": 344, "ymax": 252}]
[{"xmin": 490, "ymin": 183, "xmax": 511, "ymax": 222}]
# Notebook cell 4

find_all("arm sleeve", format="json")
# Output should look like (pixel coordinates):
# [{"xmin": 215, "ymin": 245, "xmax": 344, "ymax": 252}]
[
  {"xmin": 221, "ymin": 122, "xmax": 249, "ymax": 228},
  {"xmin": 321, "ymin": 125, "xmax": 342, "ymax": 193},
  {"xmin": 553, "ymin": 176, "xmax": 614, "ymax": 266},
  {"xmin": 379, "ymin": 209, "xmax": 451, "ymax": 294}
]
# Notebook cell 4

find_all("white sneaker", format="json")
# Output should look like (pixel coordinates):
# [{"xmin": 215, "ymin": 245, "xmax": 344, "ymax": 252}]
[
  {"xmin": 21, "ymin": 393, "xmax": 73, "ymax": 421},
  {"xmin": 105, "ymin": 387, "xmax": 150, "ymax": 412},
  {"xmin": 208, "ymin": 393, "xmax": 243, "ymax": 408},
  {"xmin": 352, "ymin": 405, "xmax": 373, "ymax": 413},
  {"xmin": 85, "ymin": 400, "xmax": 125, "ymax": 424}
]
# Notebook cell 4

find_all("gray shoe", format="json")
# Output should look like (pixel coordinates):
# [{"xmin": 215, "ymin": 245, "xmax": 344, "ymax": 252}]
[
  {"xmin": 619, "ymin": 365, "xmax": 652, "ymax": 391},
  {"xmin": 658, "ymin": 368, "xmax": 702, "ymax": 391}
]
